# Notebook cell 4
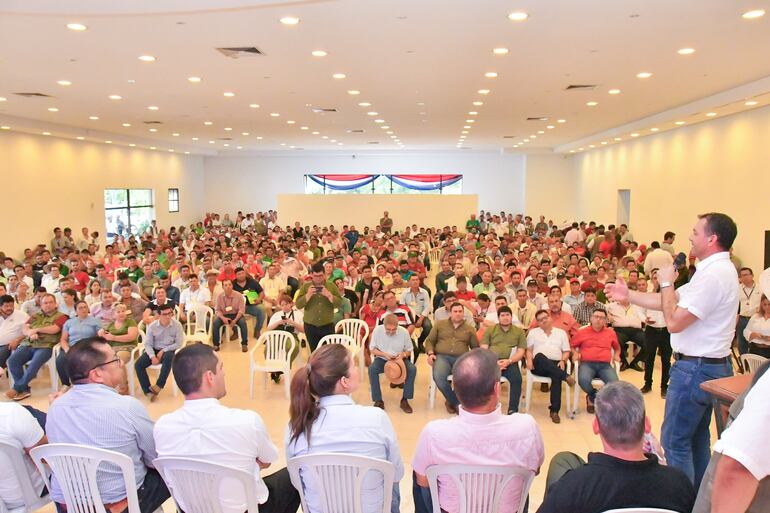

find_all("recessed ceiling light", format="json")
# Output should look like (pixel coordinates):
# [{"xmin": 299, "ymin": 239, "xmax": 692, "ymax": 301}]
[
  {"xmin": 537, "ymin": 130, "xmax": 545, "ymax": 134},
  {"xmin": 465, "ymin": 119, "xmax": 475, "ymax": 123},
  {"xmin": 589, "ymin": 144, "xmax": 596, "ymax": 148},
  {"xmin": 300, "ymin": 126, "xmax": 309, "ymax": 130},
  {"xmin": 651, "ymin": 127, "xmax": 659, "ymax": 132},
  {"xmin": 614, "ymin": 137, "xmax": 622, "ymax": 141},
  {"xmin": 601, "ymin": 141, "xmax": 608, "ymax": 145},
  {"xmin": 468, "ymin": 111, "xmax": 478, "ymax": 115},
  {"xmin": 311, "ymin": 50, "xmax": 327, "ymax": 57},
  {"xmin": 89, "ymin": 116, "xmax": 99, "ymax": 120},
  {"xmin": 477, "ymin": 89, "xmax": 490, "ymax": 94},
  {"xmin": 47, "ymin": 107, "xmax": 59, "ymax": 112},
  {"xmin": 677, "ymin": 48, "xmax": 696, "ymax": 55},
  {"xmin": 463, "ymin": 125, "xmax": 471, "ymax": 129},
  {"xmin": 493, "ymin": 47, "xmax": 509, "ymax": 55},
  {"xmin": 122, "ymin": 123, "xmax": 131, "ymax": 127},
  {"xmin": 0, "ymin": 97, "xmax": 6, "ymax": 102},
  {"xmin": 311, "ymin": 131, "xmax": 319, "ymax": 135},
  {"xmin": 0, "ymin": 126, "xmax": 10, "ymax": 130},
  {"xmin": 66, "ymin": 23, "xmax": 87, "ymax": 31},
  {"xmin": 637, "ymin": 71, "xmax": 653, "ymax": 79},
  {"xmin": 147, "ymin": 105, "xmax": 159, "ymax": 110},
  {"xmin": 348, "ymin": 90, "xmax": 361, "ymax": 95},
  {"xmin": 149, "ymin": 128, "xmax": 158, "ymax": 132},
  {"xmin": 461, "ymin": 130, "xmax": 468, "ymax": 134},
  {"xmin": 224, "ymin": 127, "xmax": 233, "ymax": 131},
  {"xmin": 473, "ymin": 101, "xmax": 484, "ymax": 106},
  {"xmin": 321, "ymin": 136, "xmax": 329, "ymax": 139},
  {"xmin": 631, "ymin": 133, "xmax": 640, "ymax": 137},
  {"xmin": 209, "ymin": 140, "xmax": 215, "ymax": 144},
  {"xmin": 242, "ymin": 131, "xmax": 250, "ymax": 135},
  {"xmin": 507, "ymin": 11, "xmax": 529, "ymax": 21},
  {"xmin": 249, "ymin": 103, "xmax": 260, "ymax": 109},
  {"xmin": 706, "ymin": 112, "xmax": 717, "ymax": 117},
  {"xmin": 381, "ymin": 125, "xmax": 390, "ymax": 129},
  {"xmin": 188, "ymin": 76, "xmax": 201, "ymax": 83},
  {"xmin": 386, "ymin": 131, "xmax": 394, "ymax": 134},
  {"xmin": 76, "ymin": 136, "xmax": 84, "ymax": 140},
  {"xmin": 330, "ymin": 139, "xmax": 337, "ymax": 143},
  {"xmin": 192, "ymin": 137, "xmax": 199, "ymax": 141},
  {"xmin": 608, "ymin": 89, "xmax": 621, "ymax": 95},
  {"xmin": 150, "ymin": 146, "xmax": 157, "ymax": 150},
  {"xmin": 742, "ymin": 9, "xmax": 765, "ymax": 19},
  {"xmin": 184, "ymin": 151, "xmax": 190, "ymax": 154},
  {"xmin": 367, "ymin": 111, "xmax": 378, "ymax": 116},
  {"xmin": 280, "ymin": 16, "xmax": 300, "ymax": 25},
  {"xmin": 204, "ymin": 121, "xmax": 213, "ymax": 125},
  {"xmin": 546, "ymin": 125, "xmax": 555, "ymax": 129},
  {"xmin": 172, "ymin": 133, "xmax": 180, "ymax": 136},
  {"xmin": 270, "ymin": 113, "xmax": 280, "ymax": 117},
  {"xmin": 332, "ymin": 73, "xmax": 347, "ymax": 79},
  {"xmin": 138, "ymin": 55, "xmax": 156, "ymax": 62},
  {"xmin": 485, "ymin": 72, "xmax": 498, "ymax": 78},
  {"xmin": 223, "ymin": 144, "xmax": 229, "ymax": 147},
  {"xmin": 745, "ymin": 100, "xmax": 758, "ymax": 106},
  {"xmin": 569, "ymin": 149, "xmax": 574, "ymax": 153},
  {"xmin": 57, "ymin": 80, "xmax": 72, "ymax": 86},
  {"xmin": 675, "ymin": 120, "xmax": 686, "ymax": 125},
  {"xmin": 223, "ymin": 92, "xmax": 235, "ymax": 97},
  {"xmin": 530, "ymin": 135, "xmax": 537, "ymax": 138},
  {"xmin": 42, "ymin": 132, "xmax": 51, "ymax": 136},
  {"xmin": 374, "ymin": 119, "xmax": 385, "ymax": 123},
  {"xmin": 237, "ymin": 146, "xmax": 243, "ymax": 150},
  {"xmin": 105, "ymin": 140, "xmax": 112, "ymax": 144},
  {"xmin": 557, "ymin": 119, "xmax": 566, "ymax": 123},
  {"xmin": 586, "ymin": 101, "xmax": 598, "ymax": 106},
  {"xmin": 108, "ymin": 94, "xmax": 122, "ymax": 100},
  {"xmin": 287, "ymin": 120, "xmax": 296, "ymax": 124},
  {"xmin": 523, "ymin": 139, "xmax": 529, "ymax": 142},
  {"xmin": 358, "ymin": 102, "xmax": 372, "ymax": 107}
]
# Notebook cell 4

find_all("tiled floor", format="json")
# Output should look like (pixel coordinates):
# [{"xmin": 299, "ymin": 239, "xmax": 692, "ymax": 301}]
[{"xmin": 14, "ymin": 335, "xmax": 685, "ymax": 512}]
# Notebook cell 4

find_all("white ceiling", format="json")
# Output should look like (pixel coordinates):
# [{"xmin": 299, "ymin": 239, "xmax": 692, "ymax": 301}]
[{"xmin": 1, "ymin": 0, "xmax": 769, "ymax": 154}]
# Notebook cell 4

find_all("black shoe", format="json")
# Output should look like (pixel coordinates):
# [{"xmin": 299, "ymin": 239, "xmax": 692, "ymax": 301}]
[
  {"xmin": 270, "ymin": 372, "xmax": 282, "ymax": 384},
  {"xmin": 213, "ymin": 345, "xmax": 220, "ymax": 352},
  {"xmin": 630, "ymin": 362, "xmax": 644, "ymax": 372},
  {"xmin": 661, "ymin": 388, "xmax": 668, "ymax": 399},
  {"xmin": 389, "ymin": 383, "xmax": 398, "ymax": 389},
  {"xmin": 619, "ymin": 362, "xmax": 629, "ymax": 372},
  {"xmin": 540, "ymin": 383, "xmax": 550, "ymax": 392},
  {"xmin": 373, "ymin": 401, "xmax": 385, "ymax": 409},
  {"xmin": 640, "ymin": 385, "xmax": 652, "ymax": 394}
]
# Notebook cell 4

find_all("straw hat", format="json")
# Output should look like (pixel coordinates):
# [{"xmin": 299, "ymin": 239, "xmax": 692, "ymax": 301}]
[{"xmin": 384, "ymin": 358, "xmax": 407, "ymax": 385}]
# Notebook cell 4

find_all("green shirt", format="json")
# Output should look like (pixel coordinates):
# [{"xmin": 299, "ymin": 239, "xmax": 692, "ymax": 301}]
[
  {"xmin": 481, "ymin": 324, "xmax": 527, "ymax": 360},
  {"xmin": 473, "ymin": 282, "xmax": 495, "ymax": 296},
  {"xmin": 105, "ymin": 317, "xmax": 138, "ymax": 347},
  {"xmin": 424, "ymin": 318, "xmax": 479, "ymax": 357},
  {"xmin": 26, "ymin": 310, "xmax": 68, "ymax": 349},
  {"xmin": 466, "ymin": 219, "xmax": 480, "ymax": 231},
  {"xmin": 295, "ymin": 282, "xmax": 342, "ymax": 327},
  {"xmin": 332, "ymin": 297, "xmax": 352, "ymax": 325}
]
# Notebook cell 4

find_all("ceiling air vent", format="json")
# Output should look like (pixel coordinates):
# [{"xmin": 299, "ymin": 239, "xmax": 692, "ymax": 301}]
[
  {"xmin": 143, "ymin": 120, "xmax": 163, "ymax": 124},
  {"xmin": 503, "ymin": 135, "xmax": 516, "ymax": 139},
  {"xmin": 216, "ymin": 47, "xmax": 264, "ymax": 59},
  {"xmin": 218, "ymin": 137, "xmax": 233, "ymax": 141},
  {"xmin": 14, "ymin": 92, "xmax": 52, "ymax": 98},
  {"xmin": 367, "ymin": 141, "xmax": 380, "ymax": 144},
  {"xmin": 526, "ymin": 117, "xmax": 548, "ymax": 121},
  {"xmin": 347, "ymin": 129, "xmax": 365, "ymax": 133},
  {"xmin": 565, "ymin": 84, "xmax": 598, "ymax": 90},
  {"xmin": 311, "ymin": 107, "xmax": 337, "ymax": 113}
]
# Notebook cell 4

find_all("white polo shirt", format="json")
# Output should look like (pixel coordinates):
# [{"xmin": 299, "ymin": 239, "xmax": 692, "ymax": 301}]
[
  {"xmin": 0, "ymin": 309, "xmax": 29, "ymax": 346},
  {"xmin": 674, "ymin": 252, "xmax": 738, "ymax": 358},
  {"xmin": 526, "ymin": 327, "xmax": 570, "ymax": 361},
  {"xmin": 0, "ymin": 403, "xmax": 45, "ymax": 509}
]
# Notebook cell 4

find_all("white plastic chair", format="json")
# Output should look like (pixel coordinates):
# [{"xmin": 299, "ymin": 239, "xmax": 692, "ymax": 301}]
[
  {"xmin": 184, "ymin": 305, "xmax": 214, "ymax": 345},
  {"xmin": 425, "ymin": 463, "xmax": 535, "ymax": 513},
  {"xmin": 29, "ymin": 443, "xmax": 141, "ymax": 513},
  {"xmin": 740, "ymin": 353, "xmax": 768, "ymax": 374},
  {"xmin": 336, "ymin": 319, "xmax": 369, "ymax": 374},
  {"xmin": 134, "ymin": 328, "xmax": 183, "ymax": 397},
  {"xmin": 428, "ymin": 374, "xmax": 450, "ymax": 410},
  {"xmin": 249, "ymin": 330, "xmax": 296, "ymax": 399},
  {"xmin": 525, "ymin": 360, "xmax": 573, "ymax": 419},
  {"xmin": 572, "ymin": 356, "xmax": 621, "ymax": 416},
  {"xmin": 318, "ymin": 334, "xmax": 359, "ymax": 358},
  {"xmin": 8, "ymin": 344, "xmax": 59, "ymax": 393},
  {"xmin": 428, "ymin": 248, "xmax": 442, "ymax": 270},
  {"xmin": 287, "ymin": 453, "xmax": 394, "ymax": 513},
  {"xmin": 153, "ymin": 457, "xmax": 259, "ymax": 513},
  {"xmin": 0, "ymin": 441, "xmax": 51, "ymax": 513},
  {"xmin": 601, "ymin": 509, "xmax": 680, "ymax": 513}
]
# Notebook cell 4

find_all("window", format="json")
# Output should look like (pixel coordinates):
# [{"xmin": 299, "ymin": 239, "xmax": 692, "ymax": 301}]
[
  {"xmin": 168, "ymin": 188, "xmax": 180, "ymax": 212},
  {"xmin": 304, "ymin": 174, "xmax": 462, "ymax": 194},
  {"xmin": 104, "ymin": 189, "xmax": 155, "ymax": 238}
]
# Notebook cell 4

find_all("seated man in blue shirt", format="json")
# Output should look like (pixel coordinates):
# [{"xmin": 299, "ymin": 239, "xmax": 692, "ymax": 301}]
[
  {"xmin": 368, "ymin": 313, "xmax": 417, "ymax": 413},
  {"xmin": 47, "ymin": 337, "xmax": 170, "ymax": 513},
  {"xmin": 134, "ymin": 303, "xmax": 184, "ymax": 401}
]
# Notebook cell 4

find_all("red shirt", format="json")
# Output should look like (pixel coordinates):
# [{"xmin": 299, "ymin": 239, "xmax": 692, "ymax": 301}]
[
  {"xmin": 580, "ymin": 280, "xmax": 605, "ymax": 293},
  {"xmin": 570, "ymin": 325, "xmax": 620, "ymax": 363},
  {"xmin": 71, "ymin": 271, "xmax": 90, "ymax": 293},
  {"xmin": 217, "ymin": 270, "xmax": 237, "ymax": 282},
  {"xmin": 529, "ymin": 310, "xmax": 579, "ymax": 339},
  {"xmin": 455, "ymin": 290, "xmax": 476, "ymax": 301}
]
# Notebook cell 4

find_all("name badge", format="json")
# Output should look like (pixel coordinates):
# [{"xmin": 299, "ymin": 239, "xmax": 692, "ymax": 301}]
[{"xmin": 225, "ymin": 306, "xmax": 233, "ymax": 312}]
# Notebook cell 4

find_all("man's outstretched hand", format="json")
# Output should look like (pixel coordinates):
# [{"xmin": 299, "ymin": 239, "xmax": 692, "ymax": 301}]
[{"xmin": 605, "ymin": 277, "xmax": 629, "ymax": 303}]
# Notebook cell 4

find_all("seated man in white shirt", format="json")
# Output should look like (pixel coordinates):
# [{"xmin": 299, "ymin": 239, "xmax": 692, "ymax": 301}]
[
  {"xmin": 368, "ymin": 314, "xmax": 417, "ymax": 413},
  {"xmin": 178, "ymin": 274, "xmax": 212, "ymax": 324},
  {"xmin": 606, "ymin": 298, "xmax": 646, "ymax": 372},
  {"xmin": 154, "ymin": 343, "xmax": 300, "ymax": 513},
  {"xmin": 0, "ymin": 402, "xmax": 48, "ymax": 510}
]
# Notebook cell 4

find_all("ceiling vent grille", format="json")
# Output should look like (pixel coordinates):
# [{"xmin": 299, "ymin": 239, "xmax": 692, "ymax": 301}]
[
  {"xmin": 218, "ymin": 137, "xmax": 233, "ymax": 141},
  {"xmin": 565, "ymin": 84, "xmax": 598, "ymax": 90},
  {"xmin": 526, "ymin": 117, "xmax": 548, "ymax": 121},
  {"xmin": 367, "ymin": 141, "xmax": 380, "ymax": 144},
  {"xmin": 14, "ymin": 92, "xmax": 52, "ymax": 98},
  {"xmin": 312, "ymin": 107, "xmax": 338, "ymax": 113},
  {"xmin": 347, "ymin": 129, "xmax": 365, "ymax": 133},
  {"xmin": 216, "ymin": 47, "xmax": 264, "ymax": 59},
  {"xmin": 503, "ymin": 135, "xmax": 517, "ymax": 139},
  {"xmin": 143, "ymin": 120, "xmax": 163, "ymax": 124}
]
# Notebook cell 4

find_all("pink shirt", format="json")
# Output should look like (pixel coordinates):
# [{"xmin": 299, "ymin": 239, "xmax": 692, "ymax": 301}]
[{"xmin": 412, "ymin": 406, "xmax": 544, "ymax": 513}]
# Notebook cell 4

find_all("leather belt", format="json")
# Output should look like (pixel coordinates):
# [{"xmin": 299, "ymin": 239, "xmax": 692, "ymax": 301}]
[
  {"xmin": 645, "ymin": 326, "xmax": 667, "ymax": 331},
  {"xmin": 673, "ymin": 352, "xmax": 729, "ymax": 364}
]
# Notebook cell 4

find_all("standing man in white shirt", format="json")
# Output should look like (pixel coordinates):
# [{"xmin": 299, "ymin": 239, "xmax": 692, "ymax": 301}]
[
  {"xmin": 736, "ymin": 267, "xmax": 762, "ymax": 355},
  {"xmin": 154, "ymin": 344, "xmax": 300, "ymax": 513},
  {"xmin": 607, "ymin": 212, "xmax": 739, "ymax": 489}
]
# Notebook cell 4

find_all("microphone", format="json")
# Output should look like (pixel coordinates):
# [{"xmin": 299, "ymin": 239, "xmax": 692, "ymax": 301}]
[{"xmin": 673, "ymin": 252, "xmax": 687, "ymax": 269}]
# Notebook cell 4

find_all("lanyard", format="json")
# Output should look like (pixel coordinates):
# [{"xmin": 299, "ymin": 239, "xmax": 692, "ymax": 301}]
[{"xmin": 743, "ymin": 286, "xmax": 756, "ymax": 301}]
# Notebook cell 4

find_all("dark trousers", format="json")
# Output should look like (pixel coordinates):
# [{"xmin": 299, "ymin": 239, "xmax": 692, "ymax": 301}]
[
  {"xmin": 737, "ymin": 316, "xmax": 751, "ymax": 355},
  {"xmin": 212, "ymin": 315, "xmax": 248, "ymax": 346},
  {"xmin": 644, "ymin": 326, "xmax": 672, "ymax": 389},
  {"xmin": 54, "ymin": 467, "xmax": 169, "ymax": 513},
  {"xmin": 749, "ymin": 343, "xmax": 770, "ymax": 359},
  {"xmin": 0, "ymin": 344, "xmax": 10, "ymax": 370},
  {"xmin": 304, "ymin": 323, "xmax": 334, "ymax": 352},
  {"xmin": 532, "ymin": 353, "xmax": 569, "ymax": 413},
  {"xmin": 261, "ymin": 468, "xmax": 301, "ymax": 513},
  {"xmin": 55, "ymin": 350, "xmax": 70, "ymax": 387},
  {"xmin": 501, "ymin": 363, "xmax": 523, "ymax": 413},
  {"xmin": 135, "ymin": 351, "xmax": 175, "ymax": 394},
  {"xmin": 615, "ymin": 326, "xmax": 646, "ymax": 365}
]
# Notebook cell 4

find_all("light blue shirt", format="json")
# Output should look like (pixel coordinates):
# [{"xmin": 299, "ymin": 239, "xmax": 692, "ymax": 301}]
[
  {"xmin": 62, "ymin": 315, "xmax": 102, "ymax": 345},
  {"xmin": 400, "ymin": 288, "xmax": 431, "ymax": 317},
  {"xmin": 563, "ymin": 292, "xmax": 584, "ymax": 308},
  {"xmin": 369, "ymin": 325, "xmax": 413, "ymax": 358},
  {"xmin": 144, "ymin": 318, "xmax": 184, "ymax": 357},
  {"xmin": 285, "ymin": 395, "xmax": 404, "ymax": 513},
  {"xmin": 46, "ymin": 384, "xmax": 157, "ymax": 503}
]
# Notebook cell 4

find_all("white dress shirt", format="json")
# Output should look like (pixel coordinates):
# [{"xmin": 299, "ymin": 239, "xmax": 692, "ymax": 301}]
[
  {"xmin": 744, "ymin": 314, "xmax": 770, "ymax": 347},
  {"xmin": 738, "ymin": 283, "xmax": 762, "ymax": 317},
  {"xmin": 526, "ymin": 327, "xmax": 570, "ymax": 361},
  {"xmin": 0, "ymin": 403, "xmax": 45, "ymax": 509},
  {"xmin": 154, "ymin": 399, "xmax": 278, "ymax": 511},
  {"xmin": 673, "ymin": 252, "xmax": 739, "ymax": 357},
  {"xmin": 179, "ymin": 286, "xmax": 212, "ymax": 311},
  {"xmin": 0, "ymin": 309, "xmax": 29, "ymax": 346},
  {"xmin": 285, "ymin": 395, "xmax": 404, "ymax": 513}
]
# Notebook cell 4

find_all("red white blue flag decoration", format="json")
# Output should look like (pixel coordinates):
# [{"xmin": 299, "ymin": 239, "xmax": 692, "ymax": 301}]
[{"xmin": 308, "ymin": 174, "xmax": 461, "ymax": 191}]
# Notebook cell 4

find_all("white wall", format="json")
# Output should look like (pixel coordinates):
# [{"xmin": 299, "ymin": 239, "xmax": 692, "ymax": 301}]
[
  {"xmin": 0, "ymin": 131, "xmax": 206, "ymax": 258},
  {"xmin": 573, "ymin": 104, "xmax": 770, "ymax": 272},
  {"xmin": 524, "ymin": 154, "xmax": 577, "ymax": 224},
  {"xmin": 202, "ymin": 152, "xmax": 525, "ymax": 214}
]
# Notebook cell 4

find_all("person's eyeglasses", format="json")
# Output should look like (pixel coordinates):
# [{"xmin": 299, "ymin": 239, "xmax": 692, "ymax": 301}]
[
  {"xmin": 160, "ymin": 311, "xmax": 173, "ymax": 316},
  {"xmin": 71, "ymin": 356, "xmax": 122, "ymax": 381}
]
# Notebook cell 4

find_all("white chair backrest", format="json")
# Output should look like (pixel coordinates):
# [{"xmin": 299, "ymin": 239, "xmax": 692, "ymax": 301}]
[
  {"xmin": 336, "ymin": 319, "xmax": 370, "ymax": 347},
  {"xmin": 425, "ymin": 464, "xmax": 535, "ymax": 513},
  {"xmin": 287, "ymin": 453, "xmax": 394, "ymax": 513},
  {"xmin": 740, "ymin": 353, "xmax": 767, "ymax": 374},
  {"xmin": 601, "ymin": 509, "xmax": 680, "ymax": 513},
  {"xmin": 153, "ymin": 457, "xmax": 259, "ymax": 513},
  {"xmin": 185, "ymin": 305, "xmax": 214, "ymax": 336},
  {"xmin": 318, "ymin": 333, "xmax": 357, "ymax": 351},
  {"xmin": 428, "ymin": 248, "xmax": 442, "ymax": 266},
  {"xmin": 257, "ymin": 330, "xmax": 296, "ymax": 362},
  {"xmin": 0, "ymin": 441, "xmax": 51, "ymax": 513},
  {"xmin": 29, "ymin": 443, "xmax": 141, "ymax": 513}
]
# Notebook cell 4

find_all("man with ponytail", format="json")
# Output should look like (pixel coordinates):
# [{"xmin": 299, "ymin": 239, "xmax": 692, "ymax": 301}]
[{"xmin": 286, "ymin": 343, "xmax": 404, "ymax": 513}]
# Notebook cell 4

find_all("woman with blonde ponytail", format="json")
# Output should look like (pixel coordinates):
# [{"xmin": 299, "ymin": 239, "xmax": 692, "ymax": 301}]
[{"xmin": 285, "ymin": 343, "xmax": 404, "ymax": 513}]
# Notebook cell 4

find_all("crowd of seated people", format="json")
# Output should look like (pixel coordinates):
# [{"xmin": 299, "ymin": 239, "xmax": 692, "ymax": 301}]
[{"xmin": 1, "ymin": 209, "xmax": 768, "ymax": 513}]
